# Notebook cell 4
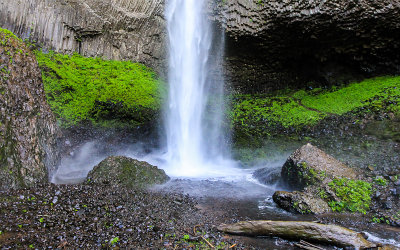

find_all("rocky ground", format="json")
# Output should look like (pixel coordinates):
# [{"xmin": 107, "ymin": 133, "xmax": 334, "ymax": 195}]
[{"xmin": 0, "ymin": 183, "xmax": 257, "ymax": 249}]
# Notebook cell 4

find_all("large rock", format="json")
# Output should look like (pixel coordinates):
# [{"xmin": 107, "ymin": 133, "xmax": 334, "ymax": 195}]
[
  {"xmin": 0, "ymin": 0, "xmax": 166, "ymax": 73},
  {"xmin": 87, "ymin": 156, "xmax": 170, "ymax": 188},
  {"xmin": 0, "ymin": 29, "xmax": 60, "ymax": 189},
  {"xmin": 213, "ymin": 0, "xmax": 400, "ymax": 92},
  {"xmin": 281, "ymin": 143, "xmax": 357, "ymax": 190},
  {"xmin": 273, "ymin": 144, "xmax": 361, "ymax": 214}
]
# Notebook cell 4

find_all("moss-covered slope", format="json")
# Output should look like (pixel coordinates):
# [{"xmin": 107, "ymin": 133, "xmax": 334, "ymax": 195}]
[
  {"xmin": 231, "ymin": 76, "xmax": 400, "ymax": 140},
  {"xmin": 35, "ymin": 51, "xmax": 165, "ymax": 128}
]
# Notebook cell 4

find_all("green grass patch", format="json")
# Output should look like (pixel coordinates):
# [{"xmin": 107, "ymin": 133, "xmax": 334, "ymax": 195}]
[
  {"xmin": 35, "ymin": 50, "xmax": 165, "ymax": 128},
  {"xmin": 327, "ymin": 178, "xmax": 372, "ymax": 214}
]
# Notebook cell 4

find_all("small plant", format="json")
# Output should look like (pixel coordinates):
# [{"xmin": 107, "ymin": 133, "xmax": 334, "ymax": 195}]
[
  {"xmin": 374, "ymin": 177, "xmax": 388, "ymax": 186},
  {"xmin": 110, "ymin": 237, "xmax": 119, "ymax": 245},
  {"xmin": 182, "ymin": 234, "xmax": 190, "ymax": 241},
  {"xmin": 39, "ymin": 218, "xmax": 44, "ymax": 223}
]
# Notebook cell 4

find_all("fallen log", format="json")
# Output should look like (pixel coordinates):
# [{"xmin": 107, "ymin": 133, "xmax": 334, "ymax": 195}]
[{"xmin": 217, "ymin": 220, "xmax": 376, "ymax": 249}]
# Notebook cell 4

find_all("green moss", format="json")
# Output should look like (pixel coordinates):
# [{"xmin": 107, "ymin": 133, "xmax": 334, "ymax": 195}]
[
  {"xmin": 35, "ymin": 50, "xmax": 165, "ymax": 128},
  {"xmin": 231, "ymin": 76, "xmax": 400, "ymax": 138},
  {"xmin": 0, "ymin": 28, "xmax": 23, "ymax": 45},
  {"xmin": 327, "ymin": 178, "xmax": 372, "ymax": 214}
]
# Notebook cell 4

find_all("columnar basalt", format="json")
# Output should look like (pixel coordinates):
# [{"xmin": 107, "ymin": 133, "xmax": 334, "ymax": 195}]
[{"xmin": 0, "ymin": 0, "xmax": 166, "ymax": 73}]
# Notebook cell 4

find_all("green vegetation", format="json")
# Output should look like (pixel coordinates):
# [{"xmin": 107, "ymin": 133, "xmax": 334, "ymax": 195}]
[
  {"xmin": 110, "ymin": 237, "xmax": 119, "ymax": 245},
  {"xmin": 231, "ymin": 76, "xmax": 400, "ymax": 139},
  {"xmin": 374, "ymin": 177, "xmax": 388, "ymax": 186},
  {"xmin": 35, "ymin": 50, "xmax": 165, "ymax": 128},
  {"xmin": 327, "ymin": 178, "xmax": 372, "ymax": 214}
]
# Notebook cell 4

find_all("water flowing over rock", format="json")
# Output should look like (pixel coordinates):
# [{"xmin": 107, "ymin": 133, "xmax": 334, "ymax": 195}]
[
  {"xmin": 0, "ymin": 30, "xmax": 60, "ymax": 190},
  {"xmin": 87, "ymin": 156, "xmax": 170, "ymax": 188},
  {"xmin": 0, "ymin": 0, "xmax": 166, "ymax": 72}
]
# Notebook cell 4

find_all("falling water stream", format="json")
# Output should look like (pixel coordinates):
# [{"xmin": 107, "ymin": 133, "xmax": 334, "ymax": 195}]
[{"xmin": 164, "ymin": 0, "xmax": 239, "ymax": 177}]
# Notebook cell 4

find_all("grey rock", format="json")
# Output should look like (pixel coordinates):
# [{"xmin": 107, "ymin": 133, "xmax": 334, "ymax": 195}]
[
  {"xmin": 253, "ymin": 167, "xmax": 281, "ymax": 185},
  {"xmin": 281, "ymin": 143, "xmax": 357, "ymax": 190},
  {"xmin": 0, "ymin": 30, "xmax": 60, "ymax": 190},
  {"xmin": 0, "ymin": 0, "xmax": 166, "ymax": 74},
  {"xmin": 272, "ymin": 190, "xmax": 330, "ymax": 214}
]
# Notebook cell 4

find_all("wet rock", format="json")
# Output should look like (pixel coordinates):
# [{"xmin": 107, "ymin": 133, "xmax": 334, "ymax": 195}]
[
  {"xmin": 281, "ymin": 143, "xmax": 357, "ymax": 190},
  {"xmin": 252, "ymin": 167, "xmax": 281, "ymax": 185},
  {"xmin": 87, "ymin": 156, "xmax": 169, "ymax": 188},
  {"xmin": 0, "ymin": 29, "xmax": 60, "ymax": 190},
  {"xmin": 272, "ymin": 190, "xmax": 330, "ymax": 214}
]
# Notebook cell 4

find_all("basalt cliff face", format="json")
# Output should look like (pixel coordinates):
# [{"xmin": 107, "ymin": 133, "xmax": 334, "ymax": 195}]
[
  {"xmin": 0, "ymin": 30, "xmax": 60, "ymax": 189},
  {"xmin": 1, "ymin": 0, "xmax": 399, "ymax": 92},
  {"xmin": 213, "ymin": 0, "xmax": 400, "ymax": 92},
  {"xmin": 0, "ymin": 0, "xmax": 166, "ymax": 73}
]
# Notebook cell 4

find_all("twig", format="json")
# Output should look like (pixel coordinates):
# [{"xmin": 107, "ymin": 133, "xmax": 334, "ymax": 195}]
[
  {"xmin": 229, "ymin": 243, "xmax": 237, "ymax": 248},
  {"xmin": 295, "ymin": 240, "xmax": 326, "ymax": 250},
  {"xmin": 201, "ymin": 236, "xmax": 215, "ymax": 248},
  {"xmin": 193, "ymin": 224, "xmax": 201, "ymax": 235}
]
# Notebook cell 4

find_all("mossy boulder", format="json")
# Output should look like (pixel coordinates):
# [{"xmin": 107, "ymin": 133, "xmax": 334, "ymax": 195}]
[
  {"xmin": 87, "ymin": 156, "xmax": 169, "ymax": 188},
  {"xmin": 281, "ymin": 143, "xmax": 357, "ymax": 190},
  {"xmin": 0, "ymin": 28, "xmax": 60, "ymax": 190},
  {"xmin": 273, "ymin": 144, "xmax": 374, "ymax": 215}
]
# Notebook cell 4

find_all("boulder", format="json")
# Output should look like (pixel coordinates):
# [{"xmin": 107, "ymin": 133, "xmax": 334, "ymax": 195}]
[
  {"xmin": 273, "ymin": 144, "xmax": 365, "ymax": 214},
  {"xmin": 281, "ymin": 143, "xmax": 357, "ymax": 190},
  {"xmin": 87, "ymin": 156, "xmax": 169, "ymax": 188},
  {"xmin": 0, "ymin": 29, "xmax": 60, "ymax": 190},
  {"xmin": 272, "ymin": 190, "xmax": 330, "ymax": 214},
  {"xmin": 252, "ymin": 167, "xmax": 281, "ymax": 185}
]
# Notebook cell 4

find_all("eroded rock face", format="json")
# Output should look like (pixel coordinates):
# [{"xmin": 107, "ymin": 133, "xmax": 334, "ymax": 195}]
[
  {"xmin": 0, "ymin": 30, "xmax": 60, "ymax": 189},
  {"xmin": 213, "ymin": 0, "xmax": 400, "ymax": 92},
  {"xmin": 87, "ymin": 156, "xmax": 170, "ymax": 188},
  {"xmin": 0, "ymin": 0, "xmax": 166, "ymax": 73}
]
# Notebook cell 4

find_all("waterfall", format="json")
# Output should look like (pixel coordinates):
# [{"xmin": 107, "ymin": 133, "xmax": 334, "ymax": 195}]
[{"xmin": 164, "ymin": 0, "xmax": 237, "ymax": 177}]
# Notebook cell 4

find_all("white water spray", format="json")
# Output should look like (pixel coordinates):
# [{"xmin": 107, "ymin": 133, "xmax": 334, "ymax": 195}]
[{"xmin": 164, "ymin": 0, "xmax": 238, "ymax": 177}]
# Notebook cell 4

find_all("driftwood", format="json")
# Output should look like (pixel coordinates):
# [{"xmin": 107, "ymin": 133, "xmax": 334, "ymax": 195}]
[{"xmin": 217, "ymin": 220, "xmax": 376, "ymax": 249}]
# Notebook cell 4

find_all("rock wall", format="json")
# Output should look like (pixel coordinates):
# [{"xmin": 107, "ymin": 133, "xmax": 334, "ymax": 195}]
[
  {"xmin": 213, "ymin": 0, "xmax": 400, "ymax": 93},
  {"xmin": 1, "ymin": 0, "xmax": 399, "ymax": 93},
  {"xmin": 0, "ymin": 29, "xmax": 60, "ymax": 189},
  {"xmin": 0, "ymin": 0, "xmax": 166, "ymax": 73}
]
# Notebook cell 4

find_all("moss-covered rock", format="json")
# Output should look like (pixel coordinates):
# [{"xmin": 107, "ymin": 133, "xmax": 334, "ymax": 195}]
[
  {"xmin": 273, "ymin": 144, "xmax": 375, "ymax": 215},
  {"xmin": 0, "ymin": 28, "xmax": 60, "ymax": 189},
  {"xmin": 87, "ymin": 156, "xmax": 169, "ymax": 188},
  {"xmin": 35, "ymin": 50, "xmax": 165, "ymax": 128},
  {"xmin": 231, "ymin": 76, "xmax": 400, "ymax": 141},
  {"xmin": 281, "ymin": 143, "xmax": 357, "ymax": 190}
]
